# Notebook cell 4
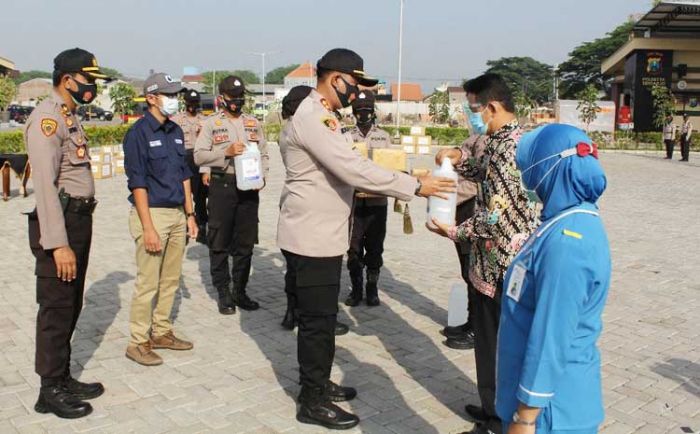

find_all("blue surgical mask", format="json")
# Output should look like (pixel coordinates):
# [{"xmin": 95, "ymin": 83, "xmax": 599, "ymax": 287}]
[{"xmin": 464, "ymin": 103, "xmax": 489, "ymax": 135}]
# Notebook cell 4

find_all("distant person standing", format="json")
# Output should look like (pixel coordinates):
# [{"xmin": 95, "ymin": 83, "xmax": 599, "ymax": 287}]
[
  {"xmin": 172, "ymin": 90, "xmax": 208, "ymax": 243},
  {"xmin": 663, "ymin": 115, "xmax": 676, "ymax": 160},
  {"xmin": 680, "ymin": 113, "xmax": 693, "ymax": 162}
]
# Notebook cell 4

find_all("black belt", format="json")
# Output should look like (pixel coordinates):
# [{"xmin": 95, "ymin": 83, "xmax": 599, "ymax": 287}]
[
  {"xmin": 59, "ymin": 190, "xmax": 97, "ymax": 215},
  {"xmin": 210, "ymin": 171, "xmax": 235, "ymax": 180}
]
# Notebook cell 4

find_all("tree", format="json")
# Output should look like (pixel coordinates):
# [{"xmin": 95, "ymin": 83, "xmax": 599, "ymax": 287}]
[
  {"xmin": 109, "ymin": 82, "xmax": 137, "ymax": 115},
  {"xmin": 576, "ymin": 84, "xmax": 600, "ymax": 132},
  {"xmin": 428, "ymin": 90, "xmax": 450, "ymax": 124},
  {"xmin": 0, "ymin": 75, "xmax": 17, "ymax": 111},
  {"xmin": 13, "ymin": 70, "xmax": 52, "ymax": 85},
  {"xmin": 514, "ymin": 90, "xmax": 535, "ymax": 121},
  {"xmin": 485, "ymin": 57, "xmax": 553, "ymax": 103},
  {"xmin": 100, "ymin": 67, "xmax": 124, "ymax": 80},
  {"xmin": 651, "ymin": 83, "xmax": 675, "ymax": 129},
  {"xmin": 559, "ymin": 20, "xmax": 634, "ymax": 98},
  {"xmin": 265, "ymin": 64, "xmax": 300, "ymax": 84},
  {"xmin": 201, "ymin": 70, "xmax": 260, "ymax": 93}
]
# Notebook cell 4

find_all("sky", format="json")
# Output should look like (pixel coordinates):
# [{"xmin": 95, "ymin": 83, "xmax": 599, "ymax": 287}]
[{"xmin": 2, "ymin": 0, "xmax": 652, "ymax": 91}]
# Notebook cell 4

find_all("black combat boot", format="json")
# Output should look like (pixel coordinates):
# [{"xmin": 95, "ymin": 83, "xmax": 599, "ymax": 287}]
[
  {"xmin": 344, "ymin": 270, "xmax": 363, "ymax": 307},
  {"xmin": 34, "ymin": 385, "xmax": 93, "ymax": 419},
  {"xmin": 281, "ymin": 292, "xmax": 298, "ymax": 330},
  {"xmin": 325, "ymin": 380, "xmax": 357, "ymax": 402},
  {"xmin": 296, "ymin": 386, "xmax": 359, "ymax": 430},
  {"xmin": 62, "ymin": 376, "xmax": 104, "ymax": 400},
  {"xmin": 217, "ymin": 286, "xmax": 236, "ymax": 315},
  {"xmin": 365, "ymin": 269, "xmax": 381, "ymax": 306},
  {"xmin": 232, "ymin": 277, "xmax": 260, "ymax": 311}
]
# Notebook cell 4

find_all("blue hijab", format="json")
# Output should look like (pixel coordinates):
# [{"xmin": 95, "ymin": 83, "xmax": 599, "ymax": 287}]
[{"xmin": 516, "ymin": 124, "xmax": 607, "ymax": 221}]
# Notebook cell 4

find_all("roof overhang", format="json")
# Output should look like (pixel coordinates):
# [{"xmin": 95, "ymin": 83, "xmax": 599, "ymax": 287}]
[
  {"xmin": 602, "ymin": 37, "xmax": 700, "ymax": 75},
  {"xmin": 0, "ymin": 56, "xmax": 16, "ymax": 72},
  {"xmin": 634, "ymin": 1, "xmax": 700, "ymax": 36}
]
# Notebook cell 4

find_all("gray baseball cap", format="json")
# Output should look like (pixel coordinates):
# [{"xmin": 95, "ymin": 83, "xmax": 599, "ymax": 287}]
[{"xmin": 143, "ymin": 72, "xmax": 184, "ymax": 95}]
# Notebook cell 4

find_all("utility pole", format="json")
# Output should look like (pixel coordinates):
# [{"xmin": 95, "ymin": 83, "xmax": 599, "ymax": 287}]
[
  {"xmin": 248, "ymin": 51, "xmax": 280, "ymax": 122},
  {"xmin": 395, "ymin": 0, "xmax": 405, "ymax": 136}
]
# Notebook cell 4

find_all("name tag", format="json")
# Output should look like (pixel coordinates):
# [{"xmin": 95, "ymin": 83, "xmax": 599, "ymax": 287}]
[
  {"xmin": 506, "ymin": 264, "xmax": 527, "ymax": 302},
  {"xmin": 175, "ymin": 139, "xmax": 183, "ymax": 144},
  {"xmin": 149, "ymin": 140, "xmax": 162, "ymax": 148}
]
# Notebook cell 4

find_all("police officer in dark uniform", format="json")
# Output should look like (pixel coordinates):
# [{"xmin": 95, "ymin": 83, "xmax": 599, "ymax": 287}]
[
  {"xmin": 345, "ymin": 90, "xmax": 393, "ymax": 307},
  {"xmin": 172, "ymin": 90, "xmax": 208, "ymax": 243},
  {"xmin": 195, "ymin": 76, "xmax": 269, "ymax": 314},
  {"xmin": 25, "ymin": 48, "xmax": 112, "ymax": 418}
]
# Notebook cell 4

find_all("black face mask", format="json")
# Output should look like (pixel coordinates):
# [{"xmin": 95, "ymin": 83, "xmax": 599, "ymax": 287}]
[
  {"xmin": 186, "ymin": 104, "xmax": 199, "ymax": 114},
  {"xmin": 334, "ymin": 77, "xmax": 358, "ymax": 108},
  {"xmin": 68, "ymin": 76, "xmax": 97, "ymax": 105},
  {"xmin": 223, "ymin": 97, "xmax": 245, "ymax": 115},
  {"xmin": 355, "ymin": 109, "xmax": 375, "ymax": 127}
]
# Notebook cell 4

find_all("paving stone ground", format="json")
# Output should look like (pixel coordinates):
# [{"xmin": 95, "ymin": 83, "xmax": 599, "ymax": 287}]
[{"xmin": 0, "ymin": 149, "xmax": 699, "ymax": 434}]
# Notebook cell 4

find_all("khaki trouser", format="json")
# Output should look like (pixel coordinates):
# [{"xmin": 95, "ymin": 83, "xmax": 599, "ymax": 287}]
[{"xmin": 128, "ymin": 207, "xmax": 186, "ymax": 345}]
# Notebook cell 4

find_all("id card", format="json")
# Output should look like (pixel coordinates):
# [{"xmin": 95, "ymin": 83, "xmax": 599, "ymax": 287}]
[{"xmin": 506, "ymin": 264, "xmax": 527, "ymax": 302}]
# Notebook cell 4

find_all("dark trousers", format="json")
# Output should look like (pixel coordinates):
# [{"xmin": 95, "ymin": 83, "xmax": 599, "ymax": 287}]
[
  {"xmin": 454, "ymin": 198, "xmax": 476, "ymax": 327},
  {"xmin": 207, "ymin": 175, "xmax": 259, "ymax": 290},
  {"xmin": 185, "ymin": 151, "xmax": 208, "ymax": 226},
  {"xmin": 28, "ymin": 209, "xmax": 92, "ymax": 386},
  {"xmin": 473, "ymin": 283, "xmax": 503, "ymax": 433},
  {"xmin": 282, "ymin": 250, "xmax": 342, "ymax": 392},
  {"xmin": 347, "ymin": 201, "xmax": 387, "ymax": 277},
  {"xmin": 664, "ymin": 139, "xmax": 675, "ymax": 159},
  {"xmin": 680, "ymin": 136, "xmax": 691, "ymax": 161}
]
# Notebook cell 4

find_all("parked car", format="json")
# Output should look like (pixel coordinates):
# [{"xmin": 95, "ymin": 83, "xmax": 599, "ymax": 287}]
[
  {"xmin": 7, "ymin": 105, "xmax": 34, "ymax": 123},
  {"xmin": 77, "ymin": 105, "xmax": 114, "ymax": 121}
]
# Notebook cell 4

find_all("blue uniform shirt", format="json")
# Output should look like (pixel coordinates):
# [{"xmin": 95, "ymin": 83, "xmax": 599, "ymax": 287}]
[{"xmin": 123, "ymin": 111, "xmax": 192, "ymax": 207}]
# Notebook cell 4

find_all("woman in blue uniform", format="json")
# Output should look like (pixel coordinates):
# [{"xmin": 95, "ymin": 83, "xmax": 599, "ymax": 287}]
[{"xmin": 496, "ymin": 124, "xmax": 611, "ymax": 434}]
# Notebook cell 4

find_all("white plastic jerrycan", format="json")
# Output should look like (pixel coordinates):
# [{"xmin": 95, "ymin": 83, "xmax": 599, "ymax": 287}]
[
  {"xmin": 447, "ymin": 280, "xmax": 469, "ymax": 327},
  {"xmin": 426, "ymin": 157, "xmax": 458, "ymax": 229},
  {"xmin": 234, "ymin": 142, "xmax": 264, "ymax": 190}
]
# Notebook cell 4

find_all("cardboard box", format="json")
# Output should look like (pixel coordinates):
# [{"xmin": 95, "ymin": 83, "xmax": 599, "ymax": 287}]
[
  {"xmin": 113, "ymin": 158, "xmax": 125, "ymax": 175},
  {"xmin": 416, "ymin": 136, "xmax": 432, "ymax": 147},
  {"xmin": 401, "ymin": 136, "xmax": 416, "ymax": 153},
  {"xmin": 91, "ymin": 163, "xmax": 112, "ymax": 179},
  {"xmin": 372, "ymin": 149, "xmax": 407, "ymax": 172},
  {"xmin": 410, "ymin": 126, "xmax": 426, "ymax": 136},
  {"xmin": 352, "ymin": 142, "xmax": 369, "ymax": 158},
  {"xmin": 100, "ymin": 145, "xmax": 113, "ymax": 154}
]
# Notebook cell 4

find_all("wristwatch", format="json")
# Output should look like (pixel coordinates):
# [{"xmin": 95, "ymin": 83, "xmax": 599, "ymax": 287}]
[
  {"xmin": 414, "ymin": 179, "xmax": 423, "ymax": 196},
  {"xmin": 512, "ymin": 412, "xmax": 537, "ymax": 426},
  {"xmin": 186, "ymin": 212, "xmax": 196, "ymax": 219}
]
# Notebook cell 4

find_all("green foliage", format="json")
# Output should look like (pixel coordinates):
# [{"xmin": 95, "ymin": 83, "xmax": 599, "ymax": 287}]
[
  {"xmin": 265, "ymin": 64, "xmax": 299, "ymax": 84},
  {"xmin": 0, "ymin": 125, "xmax": 131, "ymax": 154},
  {"xmin": 514, "ymin": 90, "xmax": 535, "ymax": 120},
  {"xmin": 0, "ymin": 75, "xmax": 18, "ymax": 111},
  {"xmin": 263, "ymin": 123, "xmax": 282, "ymax": 142},
  {"xmin": 201, "ymin": 70, "xmax": 261, "ymax": 93},
  {"xmin": 109, "ymin": 82, "xmax": 138, "ymax": 115},
  {"xmin": 12, "ymin": 70, "xmax": 52, "ymax": 85},
  {"xmin": 559, "ymin": 21, "xmax": 634, "ymax": 98},
  {"xmin": 428, "ymin": 90, "xmax": 450, "ymax": 124},
  {"xmin": 100, "ymin": 67, "xmax": 124, "ymax": 80},
  {"xmin": 576, "ymin": 84, "xmax": 600, "ymax": 132},
  {"xmin": 485, "ymin": 57, "xmax": 553, "ymax": 103},
  {"xmin": 650, "ymin": 83, "xmax": 675, "ymax": 129}
]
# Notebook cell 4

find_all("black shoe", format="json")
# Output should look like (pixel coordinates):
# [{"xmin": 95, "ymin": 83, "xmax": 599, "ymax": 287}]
[
  {"xmin": 345, "ymin": 272, "xmax": 363, "ymax": 306},
  {"xmin": 680, "ymin": 158, "xmax": 689, "ymax": 162},
  {"xmin": 217, "ymin": 287, "xmax": 236, "ymax": 315},
  {"xmin": 460, "ymin": 424, "xmax": 498, "ymax": 434},
  {"xmin": 344, "ymin": 292, "xmax": 362, "ymax": 307},
  {"xmin": 441, "ymin": 322, "xmax": 472, "ymax": 339},
  {"xmin": 326, "ymin": 380, "xmax": 357, "ymax": 402},
  {"xmin": 444, "ymin": 330, "xmax": 475, "ymax": 350},
  {"xmin": 34, "ymin": 386, "xmax": 93, "ymax": 419},
  {"xmin": 233, "ymin": 289, "xmax": 260, "ymax": 311},
  {"xmin": 365, "ymin": 269, "xmax": 380, "ymax": 306},
  {"xmin": 62, "ymin": 377, "xmax": 104, "ymax": 400},
  {"xmin": 281, "ymin": 308, "xmax": 297, "ymax": 330},
  {"xmin": 297, "ymin": 391, "xmax": 359, "ymax": 430},
  {"xmin": 464, "ymin": 404, "xmax": 488, "ymax": 423},
  {"xmin": 335, "ymin": 322, "xmax": 349, "ymax": 336}
]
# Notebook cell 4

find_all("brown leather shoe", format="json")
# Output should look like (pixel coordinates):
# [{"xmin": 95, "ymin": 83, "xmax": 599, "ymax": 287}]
[
  {"xmin": 150, "ymin": 331, "xmax": 193, "ymax": 351},
  {"xmin": 125, "ymin": 342, "xmax": 163, "ymax": 366}
]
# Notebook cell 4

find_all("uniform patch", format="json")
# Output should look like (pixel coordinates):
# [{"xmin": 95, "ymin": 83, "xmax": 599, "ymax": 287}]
[
  {"xmin": 40, "ymin": 119, "xmax": 58, "ymax": 137},
  {"xmin": 322, "ymin": 117, "xmax": 338, "ymax": 131},
  {"xmin": 76, "ymin": 146, "xmax": 86, "ymax": 159},
  {"xmin": 249, "ymin": 132, "xmax": 258, "ymax": 142},
  {"xmin": 149, "ymin": 140, "xmax": 162, "ymax": 147},
  {"xmin": 244, "ymin": 119, "xmax": 257, "ymax": 128},
  {"xmin": 175, "ymin": 139, "xmax": 183, "ymax": 144},
  {"xmin": 65, "ymin": 118, "xmax": 74, "ymax": 127},
  {"xmin": 213, "ymin": 134, "xmax": 229, "ymax": 144},
  {"xmin": 563, "ymin": 229, "xmax": 583, "ymax": 239},
  {"xmin": 215, "ymin": 119, "xmax": 223, "ymax": 126}
]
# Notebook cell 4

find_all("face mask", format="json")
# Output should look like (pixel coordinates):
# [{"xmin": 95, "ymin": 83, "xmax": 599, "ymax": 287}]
[
  {"xmin": 223, "ymin": 97, "xmax": 245, "ymax": 115},
  {"xmin": 464, "ymin": 103, "xmax": 489, "ymax": 135},
  {"xmin": 159, "ymin": 95, "xmax": 180, "ymax": 117},
  {"xmin": 186, "ymin": 104, "xmax": 198, "ymax": 114},
  {"xmin": 334, "ymin": 77, "xmax": 358, "ymax": 108},
  {"xmin": 519, "ymin": 143, "xmax": 597, "ymax": 203},
  {"xmin": 355, "ymin": 109, "xmax": 375, "ymax": 126},
  {"xmin": 68, "ymin": 76, "xmax": 97, "ymax": 105}
]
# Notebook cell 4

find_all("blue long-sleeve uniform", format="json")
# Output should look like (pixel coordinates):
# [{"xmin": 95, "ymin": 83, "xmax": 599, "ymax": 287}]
[{"xmin": 496, "ymin": 124, "xmax": 612, "ymax": 433}]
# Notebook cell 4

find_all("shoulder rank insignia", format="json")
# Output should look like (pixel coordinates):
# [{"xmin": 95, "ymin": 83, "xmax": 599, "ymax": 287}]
[
  {"xmin": 65, "ymin": 117, "xmax": 74, "ymax": 127},
  {"xmin": 40, "ymin": 118, "xmax": 58, "ymax": 137},
  {"xmin": 60, "ymin": 104, "xmax": 70, "ymax": 116},
  {"xmin": 322, "ymin": 117, "xmax": 338, "ymax": 132}
]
